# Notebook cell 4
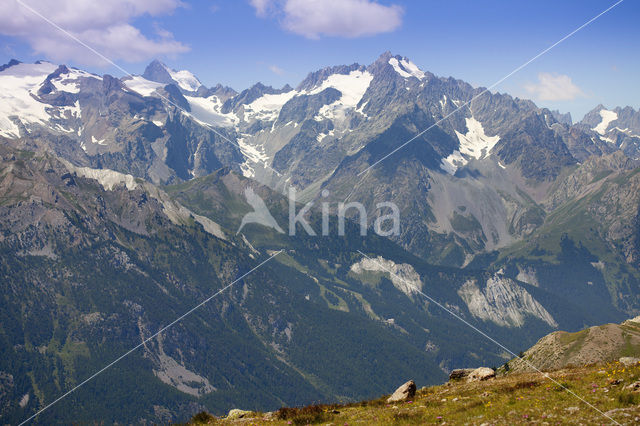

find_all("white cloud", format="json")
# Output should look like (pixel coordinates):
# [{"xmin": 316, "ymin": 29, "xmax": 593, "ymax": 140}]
[
  {"xmin": 250, "ymin": 0, "xmax": 403, "ymax": 38},
  {"xmin": 0, "ymin": 0, "xmax": 189, "ymax": 65},
  {"xmin": 250, "ymin": 0, "xmax": 273, "ymax": 17},
  {"xmin": 524, "ymin": 72, "xmax": 585, "ymax": 102},
  {"xmin": 268, "ymin": 64, "xmax": 285, "ymax": 75}
]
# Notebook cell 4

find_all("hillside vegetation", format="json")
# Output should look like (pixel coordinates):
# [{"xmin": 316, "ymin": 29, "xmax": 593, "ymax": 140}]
[{"xmin": 189, "ymin": 361, "xmax": 640, "ymax": 425}]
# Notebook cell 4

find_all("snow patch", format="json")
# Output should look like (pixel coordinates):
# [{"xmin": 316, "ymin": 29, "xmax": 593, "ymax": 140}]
[
  {"xmin": 57, "ymin": 100, "xmax": 81, "ymax": 119},
  {"xmin": 439, "ymin": 95, "xmax": 447, "ymax": 109},
  {"xmin": 388, "ymin": 57, "xmax": 426, "ymax": 80},
  {"xmin": 456, "ymin": 117, "xmax": 500, "ymax": 159},
  {"xmin": 184, "ymin": 95, "xmax": 238, "ymax": 127},
  {"xmin": 244, "ymin": 90, "xmax": 297, "ymax": 122},
  {"xmin": 166, "ymin": 67, "xmax": 202, "ymax": 92},
  {"xmin": 316, "ymin": 129, "xmax": 335, "ymax": 142},
  {"xmin": 123, "ymin": 76, "xmax": 164, "ymax": 97},
  {"xmin": 0, "ymin": 61, "xmax": 57, "ymax": 138},
  {"xmin": 91, "ymin": 135, "xmax": 107, "ymax": 146},
  {"xmin": 592, "ymin": 109, "xmax": 618, "ymax": 135},
  {"xmin": 440, "ymin": 117, "xmax": 500, "ymax": 174},
  {"xmin": 237, "ymin": 70, "xmax": 372, "ymax": 124},
  {"xmin": 311, "ymin": 70, "xmax": 373, "ymax": 121},
  {"xmin": 355, "ymin": 100, "xmax": 369, "ymax": 118},
  {"xmin": 237, "ymin": 136, "xmax": 270, "ymax": 178},
  {"xmin": 51, "ymin": 68, "xmax": 101, "ymax": 93}
]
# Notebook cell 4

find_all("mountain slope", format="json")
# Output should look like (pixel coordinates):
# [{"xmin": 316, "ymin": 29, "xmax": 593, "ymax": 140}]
[
  {"xmin": 1, "ymin": 54, "xmax": 635, "ymax": 270},
  {"xmin": 0, "ymin": 147, "xmax": 452, "ymax": 423},
  {"xmin": 491, "ymin": 151, "xmax": 640, "ymax": 315},
  {"xmin": 3, "ymin": 143, "xmax": 627, "ymax": 422},
  {"xmin": 2, "ymin": 52, "xmax": 640, "ymax": 422},
  {"xmin": 189, "ymin": 362, "xmax": 640, "ymax": 425},
  {"xmin": 508, "ymin": 316, "xmax": 640, "ymax": 373}
]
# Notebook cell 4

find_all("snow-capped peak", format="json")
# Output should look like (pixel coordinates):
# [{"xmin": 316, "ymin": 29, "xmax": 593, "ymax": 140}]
[
  {"xmin": 0, "ymin": 61, "xmax": 58, "ymax": 138},
  {"xmin": 309, "ymin": 70, "xmax": 373, "ymax": 121},
  {"xmin": 50, "ymin": 67, "xmax": 102, "ymax": 94},
  {"xmin": 241, "ymin": 69, "xmax": 373, "ymax": 124},
  {"xmin": 142, "ymin": 59, "xmax": 202, "ymax": 92},
  {"xmin": 388, "ymin": 57, "xmax": 426, "ymax": 80},
  {"xmin": 166, "ymin": 67, "xmax": 202, "ymax": 92}
]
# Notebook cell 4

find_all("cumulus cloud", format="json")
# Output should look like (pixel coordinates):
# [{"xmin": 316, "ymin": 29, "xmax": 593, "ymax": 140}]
[
  {"xmin": 0, "ymin": 0, "xmax": 189, "ymax": 65},
  {"xmin": 524, "ymin": 72, "xmax": 585, "ymax": 101},
  {"xmin": 250, "ymin": 0, "xmax": 403, "ymax": 38}
]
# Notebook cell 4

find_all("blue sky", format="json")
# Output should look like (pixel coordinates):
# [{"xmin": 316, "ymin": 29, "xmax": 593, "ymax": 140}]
[{"xmin": 0, "ymin": 0, "xmax": 637, "ymax": 120}]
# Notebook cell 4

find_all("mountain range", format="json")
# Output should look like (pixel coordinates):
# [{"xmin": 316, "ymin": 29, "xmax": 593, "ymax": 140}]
[{"xmin": 1, "ymin": 52, "xmax": 640, "ymax": 423}]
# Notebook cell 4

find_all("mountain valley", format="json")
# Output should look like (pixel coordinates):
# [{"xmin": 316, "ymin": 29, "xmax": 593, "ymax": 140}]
[{"xmin": 1, "ymin": 52, "xmax": 640, "ymax": 423}]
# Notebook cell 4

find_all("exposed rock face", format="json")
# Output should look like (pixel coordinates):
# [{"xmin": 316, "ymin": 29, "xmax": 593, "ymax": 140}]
[
  {"xmin": 387, "ymin": 380, "xmax": 416, "ymax": 403},
  {"xmin": 350, "ymin": 256, "xmax": 422, "ymax": 297},
  {"xmin": 457, "ymin": 273, "xmax": 557, "ymax": 328},
  {"xmin": 467, "ymin": 367, "xmax": 496, "ymax": 382},
  {"xmin": 624, "ymin": 381, "xmax": 640, "ymax": 392},
  {"xmin": 449, "ymin": 369, "xmax": 475, "ymax": 381},
  {"xmin": 579, "ymin": 104, "xmax": 640, "ymax": 159},
  {"xmin": 516, "ymin": 266, "xmax": 539, "ymax": 287},
  {"xmin": 148, "ymin": 335, "xmax": 215, "ymax": 397},
  {"xmin": 3, "ymin": 55, "xmax": 640, "ymax": 285},
  {"xmin": 62, "ymin": 160, "xmax": 227, "ymax": 240}
]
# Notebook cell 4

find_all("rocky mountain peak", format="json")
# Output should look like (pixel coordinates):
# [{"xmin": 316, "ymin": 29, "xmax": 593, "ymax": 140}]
[
  {"xmin": 366, "ymin": 51, "xmax": 429, "ymax": 82},
  {"xmin": 295, "ymin": 63, "xmax": 366, "ymax": 91},
  {"xmin": 580, "ymin": 104, "xmax": 612, "ymax": 127},
  {"xmin": 142, "ymin": 59, "xmax": 174, "ymax": 85},
  {"xmin": 550, "ymin": 109, "xmax": 572, "ymax": 126},
  {"xmin": 222, "ymin": 82, "xmax": 293, "ymax": 113},
  {"xmin": 142, "ymin": 59, "xmax": 202, "ymax": 93},
  {"xmin": 0, "ymin": 59, "xmax": 22, "ymax": 72}
]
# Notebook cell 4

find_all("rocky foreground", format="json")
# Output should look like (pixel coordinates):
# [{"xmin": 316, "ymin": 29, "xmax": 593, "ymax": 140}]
[{"xmin": 187, "ymin": 361, "xmax": 640, "ymax": 425}]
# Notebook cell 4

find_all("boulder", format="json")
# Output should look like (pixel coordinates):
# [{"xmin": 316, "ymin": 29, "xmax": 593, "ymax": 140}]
[
  {"xmin": 227, "ymin": 408, "xmax": 253, "ymax": 419},
  {"xmin": 387, "ymin": 380, "xmax": 416, "ymax": 403},
  {"xmin": 619, "ymin": 357, "xmax": 640, "ymax": 367},
  {"xmin": 467, "ymin": 367, "xmax": 496, "ymax": 382},
  {"xmin": 449, "ymin": 368, "xmax": 475, "ymax": 381},
  {"xmin": 624, "ymin": 381, "xmax": 640, "ymax": 392}
]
